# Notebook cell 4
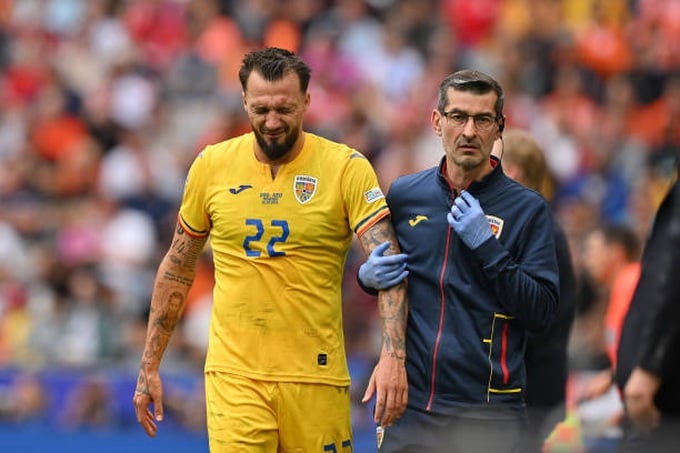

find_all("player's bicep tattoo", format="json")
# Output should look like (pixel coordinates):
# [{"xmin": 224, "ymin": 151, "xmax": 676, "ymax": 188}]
[
  {"xmin": 359, "ymin": 217, "xmax": 401, "ymax": 256},
  {"xmin": 168, "ymin": 224, "xmax": 207, "ymax": 272}
]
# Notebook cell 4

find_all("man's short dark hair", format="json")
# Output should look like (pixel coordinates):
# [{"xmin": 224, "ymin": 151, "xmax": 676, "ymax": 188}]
[
  {"xmin": 438, "ymin": 69, "xmax": 504, "ymax": 120},
  {"xmin": 238, "ymin": 47, "xmax": 312, "ymax": 93}
]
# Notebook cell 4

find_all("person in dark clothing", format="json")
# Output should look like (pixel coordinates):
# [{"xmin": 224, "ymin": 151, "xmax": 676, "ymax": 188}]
[
  {"xmin": 357, "ymin": 70, "xmax": 560, "ymax": 452},
  {"xmin": 362, "ymin": 129, "xmax": 575, "ymax": 452},
  {"xmin": 495, "ymin": 129, "xmax": 576, "ymax": 452},
  {"xmin": 615, "ymin": 161, "xmax": 680, "ymax": 453}
]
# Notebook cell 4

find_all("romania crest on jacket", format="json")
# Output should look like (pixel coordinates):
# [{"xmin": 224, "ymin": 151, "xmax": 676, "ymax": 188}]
[
  {"xmin": 486, "ymin": 215, "xmax": 504, "ymax": 239},
  {"xmin": 293, "ymin": 174, "xmax": 317, "ymax": 204}
]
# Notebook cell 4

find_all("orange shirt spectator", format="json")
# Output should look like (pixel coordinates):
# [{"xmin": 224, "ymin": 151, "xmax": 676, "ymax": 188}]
[
  {"xmin": 603, "ymin": 262, "xmax": 640, "ymax": 369},
  {"xmin": 575, "ymin": 18, "xmax": 632, "ymax": 79},
  {"xmin": 31, "ymin": 114, "xmax": 89, "ymax": 162}
]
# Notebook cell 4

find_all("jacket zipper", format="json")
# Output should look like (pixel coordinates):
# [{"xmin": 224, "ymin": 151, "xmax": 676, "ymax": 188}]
[{"xmin": 426, "ymin": 225, "xmax": 453, "ymax": 411}]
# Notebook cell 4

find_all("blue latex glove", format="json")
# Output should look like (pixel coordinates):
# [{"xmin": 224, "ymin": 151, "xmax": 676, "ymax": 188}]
[
  {"xmin": 358, "ymin": 241, "xmax": 409, "ymax": 290},
  {"xmin": 447, "ymin": 191, "xmax": 493, "ymax": 249}
]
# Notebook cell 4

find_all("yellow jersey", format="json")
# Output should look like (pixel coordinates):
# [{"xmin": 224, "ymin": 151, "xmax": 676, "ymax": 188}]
[{"xmin": 178, "ymin": 132, "xmax": 389, "ymax": 385}]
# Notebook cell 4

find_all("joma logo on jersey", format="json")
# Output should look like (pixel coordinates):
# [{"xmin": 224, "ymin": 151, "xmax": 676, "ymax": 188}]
[
  {"xmin": 486, "ymin": 215, "xmax": 504, "ymax": 239},
  {"xmin": 230, "ymin": 184, "xmax": 253, "ymax": 194},
  {"xmin": 293, "ymin": 175, "xmax": 318, "ymax": 204}
]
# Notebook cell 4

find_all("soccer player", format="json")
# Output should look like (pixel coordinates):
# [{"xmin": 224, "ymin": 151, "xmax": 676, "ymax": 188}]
[{"xmin": 132, "ymin": 47, "xmax": 408, "ymax": 451}]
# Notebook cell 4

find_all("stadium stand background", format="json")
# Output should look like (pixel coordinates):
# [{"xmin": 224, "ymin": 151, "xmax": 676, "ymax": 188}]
[{"xmin": 0, "ymin": 0, "xmax": 679, "ymax": 451}]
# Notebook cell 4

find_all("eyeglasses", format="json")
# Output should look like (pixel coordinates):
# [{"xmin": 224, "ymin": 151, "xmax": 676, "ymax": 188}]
[{"xmin": 441, "ymin": 110, "xmax": 498, "ymax": 132}]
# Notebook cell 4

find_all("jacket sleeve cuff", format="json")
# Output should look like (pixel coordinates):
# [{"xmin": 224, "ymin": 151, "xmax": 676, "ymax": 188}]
[{"xmin": 356, "ymin": 272, "xmax": 379, "ymax": 296}]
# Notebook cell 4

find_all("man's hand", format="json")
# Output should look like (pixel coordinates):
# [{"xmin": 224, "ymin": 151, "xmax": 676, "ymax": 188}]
[
  {"xmin": 359, "ymin": 241, "xmax": 409, "ymax": 290},
  {"xmin": 579, "ymin": 368, "xmax": 614, "ymax": 401},
  {"xmin": 361, "ymin": 353, "xmax": 408, "ymax": 428},
  {"xmin": 133, "ymin": 368, "xmax": 164, "ymax": 437},
  {"xmin": 447, "ymin": 191, "xmax": 492, "ymax": 250},
  {"xmin": 624, "ymin": 367, "xmax": 662, "ymax": 433}
]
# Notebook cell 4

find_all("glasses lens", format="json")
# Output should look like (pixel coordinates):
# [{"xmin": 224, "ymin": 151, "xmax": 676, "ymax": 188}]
[
  {"xmin": 474, "ymin": 116, "xmax": 494, "ymax": 130},
  {"xmin": 444, "ymin": 111, "xmax": 496, "ymax": 131}
]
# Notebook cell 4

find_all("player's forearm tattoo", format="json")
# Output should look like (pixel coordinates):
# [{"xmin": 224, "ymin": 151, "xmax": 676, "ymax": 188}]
[
  {"xmin": 380, "ymin": 291, "xmax": 408, "ymax": 360},
  {"xmin": 153, "ymin": 291, "xmax": 184, "ymax": 334},
  {"xmin": 162, "ymin": 271, "xmax": 194, "ymax": 287},
  {"xmin": 361, "ymin": 217, "xmax": 408, "ymax": 360},
  {"xmin": 140, "ymin": 224, "xmax": 206, "ymax": 370},
  {"xmin": 144, "ymin": 330, "xmax": 167, "ymax": 358}
]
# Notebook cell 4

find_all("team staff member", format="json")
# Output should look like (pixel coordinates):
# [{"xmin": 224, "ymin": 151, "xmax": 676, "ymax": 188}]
[
  {"xmin": 132, "ymin": 47, "xmax": 408, "ymax": 452},
  {"xmin": 359, "ymin": 69, "xmax": 559, "ymax": 452},
  {"xmin": 361, "ymin": 130, "xmax": 573, "ymax": 452},
  {"xmin": 616, "ymin": 160, "xmax": 680, "ymax": 452}
]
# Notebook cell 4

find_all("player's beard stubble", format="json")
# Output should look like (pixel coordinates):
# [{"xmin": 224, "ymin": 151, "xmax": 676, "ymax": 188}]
[{"xmin": 253, "ymin": 122, "xmax": 301, "ymax": 162}]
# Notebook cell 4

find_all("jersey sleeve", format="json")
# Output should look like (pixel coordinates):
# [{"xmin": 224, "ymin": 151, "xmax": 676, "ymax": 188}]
[
  {"xmin": 342, "ymin": 151, "xmax": 390, "ymax": 236},
  {"xmin": 178, "ymin": 148, "xmax": 211, "ymax": 236}
]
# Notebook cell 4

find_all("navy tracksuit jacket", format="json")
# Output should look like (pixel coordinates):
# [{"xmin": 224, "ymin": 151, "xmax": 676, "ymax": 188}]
[{"xmin": 387, "ymin": 156, "xmax": 559, "ymax": 418}]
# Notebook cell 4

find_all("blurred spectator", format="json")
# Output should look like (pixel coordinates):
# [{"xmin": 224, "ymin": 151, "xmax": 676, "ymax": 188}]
[
  {"xmin": 58, "ymin": 374, "xmax": 116, "ymax": 430},
  {"xmin": 571, "ymin": 223, "xmax": 641, "ymax": 449},
  {"xmin": 0, "ymin": 282, "xmax": 31, "ymax": 365},
  {"xmin": 573, "ymin": 0, "xmax": 632, "ymax": 82},
  {"xmin": 97, "ymin": 204, "xmax": 158, "ymax": 316},
  {"xmin": 495, "ymin": 129, "xmax": 577, "ymax": 452},
  {"xmin": 571, "ymin": 224, "xmax": 641, "ymax": 371},
  {"xmin": 0, "ymin": 221, "xmax": 32, "ymax": 282},
  {"xmin": 0, "ymin": 373, "xmax": 48, "ymax": 423}
]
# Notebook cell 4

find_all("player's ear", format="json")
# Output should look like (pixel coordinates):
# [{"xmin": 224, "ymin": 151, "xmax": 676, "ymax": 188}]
[{"xmin": 497, "ymin": 115, "xmax": 505, "ymax": 137}]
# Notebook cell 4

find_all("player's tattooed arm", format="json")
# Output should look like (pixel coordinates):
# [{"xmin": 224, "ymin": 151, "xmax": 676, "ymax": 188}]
[
  {"xmin": 139, "ymin": 223, "xmax": 208, "ymax": 374},
  {"xmin": 360, "ymin": 216, "xmax": 409, "ymax": 427},
  {"xmin": 133, "ymin": 224, "xmax": 208, "ymax": 437},
  {"xmin": 359, "ymin": 217, "xmax": 407, "ymax": 360}
]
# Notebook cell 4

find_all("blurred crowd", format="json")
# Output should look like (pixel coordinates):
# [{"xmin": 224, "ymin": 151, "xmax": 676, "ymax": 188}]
[{"xmin": 0, "ymin": 0, "xmax": 679, "ymax": 443}]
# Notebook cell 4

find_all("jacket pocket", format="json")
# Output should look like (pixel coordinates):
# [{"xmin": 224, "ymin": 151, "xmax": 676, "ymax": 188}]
[{"xmin": 484, "ymin": 313, "xmax": 522, "ymax": 402}]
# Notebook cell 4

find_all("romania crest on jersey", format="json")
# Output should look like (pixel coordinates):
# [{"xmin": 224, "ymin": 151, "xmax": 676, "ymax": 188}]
[{"xmin": 293, "ymin": 175, "xmax": 318, "ymax": 204}]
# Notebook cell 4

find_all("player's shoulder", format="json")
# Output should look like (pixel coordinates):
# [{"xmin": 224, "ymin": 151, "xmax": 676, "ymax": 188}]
[
  {"xmin": 307, "ymin": 132, "xmax": 371, "ymax": 164},
  {"xmin": 204, "ymin": 132, "xmax": 252, "ymax": 157}
]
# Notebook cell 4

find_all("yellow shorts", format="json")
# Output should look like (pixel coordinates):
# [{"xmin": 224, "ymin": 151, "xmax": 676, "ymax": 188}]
[{"xmin": 205, "ymin": 371, "xmax": 353, "ymax": 452}]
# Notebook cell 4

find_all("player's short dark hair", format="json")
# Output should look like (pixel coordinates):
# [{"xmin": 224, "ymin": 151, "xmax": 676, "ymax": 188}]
[{"xmin": 238, "ymin": 47, "xmax": 312, "ymax": 94}]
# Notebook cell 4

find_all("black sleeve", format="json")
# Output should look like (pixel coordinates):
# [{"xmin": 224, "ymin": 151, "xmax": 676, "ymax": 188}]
[
  {"xmin": 356, "ymin": 271, "xmax": 379, "ymax": 296},
  {"xmin": 634, "ymin": 176, "xmax": 680, "ymax": 377}
]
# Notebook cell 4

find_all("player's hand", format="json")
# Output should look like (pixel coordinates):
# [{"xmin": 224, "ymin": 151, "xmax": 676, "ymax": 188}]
[
  {"xmin": 133, "ymin": 368, "xmax": 164, "ymax": 437},
  {"xmin": 624, "ymin": 367, "xmax": 662, "ymax": 433},
  {"xmin": 359, "ymin": 241, "xmax": 409, "ymax": 290},
  {"xmin": 447, "ymin": 191, "xmax": 492, "ymax": 250},
  {"xmin": 361, "ymin": 353, "xmax": 408, "ymax": 428}
]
